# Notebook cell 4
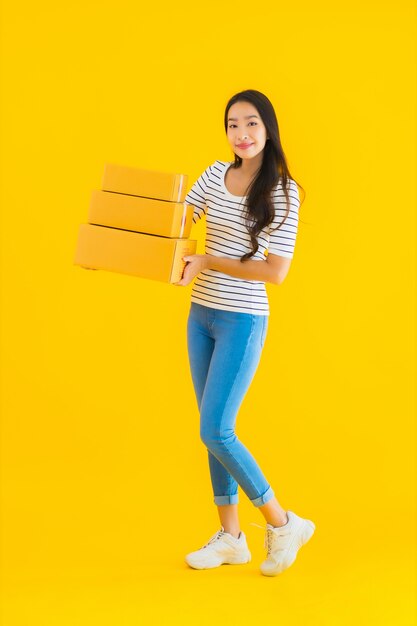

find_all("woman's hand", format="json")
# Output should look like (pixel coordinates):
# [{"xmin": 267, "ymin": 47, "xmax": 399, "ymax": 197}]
[{"xmin": 174, "ymin": 254, "xmax": 209, "ymax": 286}]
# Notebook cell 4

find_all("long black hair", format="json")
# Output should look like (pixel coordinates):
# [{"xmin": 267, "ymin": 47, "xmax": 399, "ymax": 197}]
[{"xmin": 224, "ymin": 89, "xmax": 305, "ymax": 262}]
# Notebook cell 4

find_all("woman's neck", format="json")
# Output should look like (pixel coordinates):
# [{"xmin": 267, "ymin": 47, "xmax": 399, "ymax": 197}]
[{"xmin": 236, "ymin": 153, "xmax": 263, "ymax": 178}]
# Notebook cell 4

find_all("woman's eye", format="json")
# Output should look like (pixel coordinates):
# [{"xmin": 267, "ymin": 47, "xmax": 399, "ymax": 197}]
[{"xmin": 229, "ymin": 122, "xmax": 257, "ymax": 128}]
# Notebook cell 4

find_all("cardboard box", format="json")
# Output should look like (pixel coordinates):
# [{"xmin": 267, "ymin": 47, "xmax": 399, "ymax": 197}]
[
  {"xmin": 102, "ymin": 163, "xmax": 188, "ymax": 202},
  {"xmin": 88, "ymin": 190, "xmax": 194, "ymax": 238},
  {"xmin": 74, "ymin": 223, "xmax": 196, "ymax": 284}
]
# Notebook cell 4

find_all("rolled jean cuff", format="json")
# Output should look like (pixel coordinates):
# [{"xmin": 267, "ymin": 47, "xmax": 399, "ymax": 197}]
[
  {"xmin": 250, "ymin": 486, "xmax": 275, "ymax": 508},
  {"xmin": 214, "ymin": 493, "xmax": 239, "ymax": 505}
]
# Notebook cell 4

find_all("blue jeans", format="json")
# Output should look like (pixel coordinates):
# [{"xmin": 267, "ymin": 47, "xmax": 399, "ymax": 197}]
[{"xmin": 186, "ymin": 301, "xmax": 275, "ymax": 508}]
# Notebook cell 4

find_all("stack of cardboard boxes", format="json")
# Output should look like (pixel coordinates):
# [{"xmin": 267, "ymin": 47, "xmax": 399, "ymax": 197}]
[{"xmin": 74, "ymin": 163, "xmax": 197, "ymax": 283}]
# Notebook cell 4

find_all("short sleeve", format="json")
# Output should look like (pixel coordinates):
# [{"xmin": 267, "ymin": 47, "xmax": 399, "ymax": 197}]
[
  {"xmin": 184, "ymin": 163, "xmax": 213, "ymax": 224},
  {"xmin": 267, "ymin": 179, "xmax": 300, "ymax": 258}
]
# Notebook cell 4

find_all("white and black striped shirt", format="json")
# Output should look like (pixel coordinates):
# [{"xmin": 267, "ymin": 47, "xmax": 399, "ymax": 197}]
[{"xmin": 184, "ymin": 160, "xmax": 300, "ymax": 315}]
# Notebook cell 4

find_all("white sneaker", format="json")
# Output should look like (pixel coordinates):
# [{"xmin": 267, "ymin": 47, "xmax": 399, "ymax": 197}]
[
  {"xmin": 251, "ymin": 510, "xmax": 315, "ymax": 576},
  {"xmin": 185, "ymin": 526, "xmax": 251, "ymax": 570}
]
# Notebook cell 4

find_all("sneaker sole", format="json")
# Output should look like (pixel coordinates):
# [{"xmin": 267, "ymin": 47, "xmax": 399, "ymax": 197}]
[
  {"xmin": 185, "ymin": 551, "xmax": 252, "ymax": 570},
  {"xmin": 260, "ymin": 519, "xmax": 315, "ymax": 576}
]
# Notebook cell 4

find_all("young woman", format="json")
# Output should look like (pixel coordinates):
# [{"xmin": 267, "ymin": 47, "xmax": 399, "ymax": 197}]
[{"xmin": 175, "ymin": 89, "xmax": 315, "ymax": 576}]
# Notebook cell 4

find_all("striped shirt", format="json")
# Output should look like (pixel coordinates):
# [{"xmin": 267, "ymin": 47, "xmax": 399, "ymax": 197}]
[{"xmin": 184, "ymin": 160, "xmax": 300, "ymax": 315}]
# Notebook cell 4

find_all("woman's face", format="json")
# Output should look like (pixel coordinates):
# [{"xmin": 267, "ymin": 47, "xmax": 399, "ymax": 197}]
[{"xmin": 226, "ymin": 101, "xmax": 268, "ymax": 161}]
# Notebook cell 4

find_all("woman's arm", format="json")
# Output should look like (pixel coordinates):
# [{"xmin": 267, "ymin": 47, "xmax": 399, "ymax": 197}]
[{"xmin": 174, "ymin": 253, "xmax": 292, "ymax": 286}]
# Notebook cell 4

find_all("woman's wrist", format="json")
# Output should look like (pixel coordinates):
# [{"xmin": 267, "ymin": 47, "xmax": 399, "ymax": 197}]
[{"xmin": 204, "ymin": 254, "xmax": 213, "ymax": 270}]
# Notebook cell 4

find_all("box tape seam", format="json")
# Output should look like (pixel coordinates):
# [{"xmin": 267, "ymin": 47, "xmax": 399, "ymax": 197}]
[
  {"xmin": 179, "ymin": 203, "xmax": 188, "ymax": 238},
  {"xmin": 177, "ymin": 174, "xmax": 184, "ymax": 203}
]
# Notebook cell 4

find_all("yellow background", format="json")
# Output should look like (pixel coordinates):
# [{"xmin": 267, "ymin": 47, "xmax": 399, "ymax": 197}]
[{"xmin": 1, "ymin": 0, "xmax": 416, "ymax": 624}]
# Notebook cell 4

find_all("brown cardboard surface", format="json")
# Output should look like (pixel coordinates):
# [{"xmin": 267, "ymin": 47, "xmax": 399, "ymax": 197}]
[
  {"xmin": 74, "ymin": 223, "xmax": 197, "ymax": 284},
  {"xmin": 102, "ymin": 163, "xmax": 188, "ymax": 202},
  {"xmin": 88, "ymin": 190, "xmax": 194, "ymax": 238}
]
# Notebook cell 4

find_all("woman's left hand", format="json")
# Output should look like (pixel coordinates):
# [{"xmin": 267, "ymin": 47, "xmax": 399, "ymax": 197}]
[{"xmin": 174, "ymin": 254, "xmax": 209, "ymax": 286}]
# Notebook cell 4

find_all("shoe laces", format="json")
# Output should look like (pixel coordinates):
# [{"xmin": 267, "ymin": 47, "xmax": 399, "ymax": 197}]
[
  {"xmin": 250, "ymin": 522, "xmax": 291, "ymax": 556},
  {"xmin": 200, "ymin": 529, "xmax": 227, "ymax": 550}
]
